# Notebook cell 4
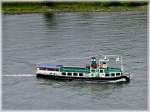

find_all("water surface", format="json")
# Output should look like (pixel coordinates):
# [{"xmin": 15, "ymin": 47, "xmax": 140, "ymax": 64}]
[{"xmin": 2, "ymin": 11, "xmax": 147, "ymax": 110}]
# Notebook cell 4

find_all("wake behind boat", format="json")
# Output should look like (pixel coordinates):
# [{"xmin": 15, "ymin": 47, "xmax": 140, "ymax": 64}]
[{"xmin": 35, "ymin": 55, "xmax": 130, "ymax": 83}]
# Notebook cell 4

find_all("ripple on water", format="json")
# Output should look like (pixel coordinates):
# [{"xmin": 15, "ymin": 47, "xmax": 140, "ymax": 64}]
[{"xmin": 2, "ymin": 11, "xmax": 148, "ymax": 110}]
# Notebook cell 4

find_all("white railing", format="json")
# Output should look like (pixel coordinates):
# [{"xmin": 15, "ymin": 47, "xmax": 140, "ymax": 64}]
[{"xmin": 98, "ymin": 55, "xmax": 124, "ymax": 72}]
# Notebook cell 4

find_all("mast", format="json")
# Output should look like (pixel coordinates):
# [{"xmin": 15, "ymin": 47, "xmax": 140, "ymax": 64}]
[
  {"xmin": 102, "ymin": 55, "xmax": 124, "ymax": 72},
  {"xmin": 120, "ymin": 56, "xmax": 124, "ymax": 72}
]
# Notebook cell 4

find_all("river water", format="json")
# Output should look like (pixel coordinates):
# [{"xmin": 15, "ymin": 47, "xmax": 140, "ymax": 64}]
[{"xmin": 2, "ymin": 11, "xmax": 148, "ymax": 110}]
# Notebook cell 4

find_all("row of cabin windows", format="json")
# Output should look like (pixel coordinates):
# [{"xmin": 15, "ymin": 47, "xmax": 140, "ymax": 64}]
[
  {"xmin": 92, "ymin": 69, "xmax": 104, "ymax": 73},
  {"xmin": 105, "ymin": 73, "xmax": 121, "ymax": 77},
  {"xmin": 93, "ymin": 70, "xmax": 121, "ymax": 75},
  {"xmin": 39, "ymin": 67, "xmax": 59, "ymax": 71},
  {"xmin": 62, "ymin": 72, "xmax": 84, "ymax": 76}
]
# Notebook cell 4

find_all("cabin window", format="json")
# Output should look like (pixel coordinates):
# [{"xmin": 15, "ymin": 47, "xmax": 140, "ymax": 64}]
[
  {"xmin": 91, "ymin": 69, "xmax": 95, "ymax": 72},
  {"xmin": 62, "ymin": 72, "xmax": 66, "ymax": 76},
  {"xmin": 39, "ymin": 67, "xmax": 46, "ymax": 70},
  {"xmin": 67, "ymin": 73, "xmax": 72, "ymax": 76},
  {"xmin": 105, "ymin": 74, "xmax": 110, "ymax": 76},
  {"xmin": 47, "ymin": 68, "xmax": 59, "ymax": 71},
  {"xmin": 100, "ymin": 70, "xmax": 103, "ymax": 73},
  {"xmin": 116, "ymin": 73, "xmax": 120, "ymax": 76},
  {"xmin": 79, "ymin": 73, "xmax": 83, "ymax": 76},
  {"xmin": 47, "ymin": 68, "xmax": 54, "ymax": 71},
  {"xmin": 73, "ymin": 73, "xmax": 78, "ymax": 76},
  {"xmin": 102, "ymin": 62, "xmax": 106, "ymax": 64},
  {"xmin": 111, "ymin": 73, "xmax": 115, "ymax": 76}
]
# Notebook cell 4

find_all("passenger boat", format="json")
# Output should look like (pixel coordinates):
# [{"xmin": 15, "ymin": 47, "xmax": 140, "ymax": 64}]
[{"xmin": 35, "ymin": 55, "xmax": 130, "ymax": 82}]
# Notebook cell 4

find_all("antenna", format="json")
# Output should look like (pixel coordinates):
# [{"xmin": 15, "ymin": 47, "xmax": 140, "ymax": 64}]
[
  {"xmin": 101, "ymin": 55, "xmax": 124, "ymax": 72},
  {"xmin": 104, "ymin": 56, "xmax": 107, "ymax": 60}
]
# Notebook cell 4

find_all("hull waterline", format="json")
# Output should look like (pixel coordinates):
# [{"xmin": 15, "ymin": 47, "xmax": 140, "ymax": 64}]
[{"xmin": 36, "ymin": 74, "xmax": 130, "ymax": 82}]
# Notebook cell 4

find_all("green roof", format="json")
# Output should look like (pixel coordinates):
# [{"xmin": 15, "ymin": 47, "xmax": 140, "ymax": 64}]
[
  {"xmin": 60, "ymin": 66, "xmax": 121, "ymax": 74},
  {"xmin": 104, "ymin": 67, "xmax": 122, "ymax": 73},
  {"xmin": 60, "ymin": 67, "xmax": 90, "ymax": 73}
]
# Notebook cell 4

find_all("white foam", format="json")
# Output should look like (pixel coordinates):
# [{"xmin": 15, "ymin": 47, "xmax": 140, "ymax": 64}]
[{"xmin": 108, "ymin": 78, "xmax": 126, "ymax": 83}]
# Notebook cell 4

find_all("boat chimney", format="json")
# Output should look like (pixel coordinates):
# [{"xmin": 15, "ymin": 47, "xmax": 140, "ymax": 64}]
[{"xmin": 91, "ymin": 57, "xmax": 97, "ymax": 69}]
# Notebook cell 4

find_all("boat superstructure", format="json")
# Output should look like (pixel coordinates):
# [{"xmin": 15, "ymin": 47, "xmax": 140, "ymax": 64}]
[{"xmin": 35, "ymin": 55, "xmax": 130, "ymax": 82}]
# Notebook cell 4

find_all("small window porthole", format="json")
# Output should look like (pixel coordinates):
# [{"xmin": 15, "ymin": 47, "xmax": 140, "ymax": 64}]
[
  {"xmin": 116, "ymin": 73, "xmax": 120, "ymax": 76},
  {"xmin": 105, "ymin": 74, "xmax": 109, "ymax": 76},
  {"xmin": 111, "ymin": 73, "xmax": 115, "ymax": 76},
  {"xmin": 79, "ymin": 73, "xmax": 83, "ymax": 76},
  {"xmin": 67, "ymin": 73, "xmax": 72, "ymax": 76},
  {"xmin": 100, "ymin": 70, "xmax": 103, "ymax": 73},
  {"xmin": 62, "ymin": 72, "xmax": 66, "ymax": 76},
  {"xmin": 73, "ymin": 73, "xmax": 78, "ymax": 76}
]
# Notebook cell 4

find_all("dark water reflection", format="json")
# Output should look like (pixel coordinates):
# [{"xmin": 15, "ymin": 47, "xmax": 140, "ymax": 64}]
[
  {"xmin": 44, "ymin": 13, "xmax": 58, "ymax": 30},
  {"xmin": 2, "ymin": 11, "xmax": 147, "ymax": 110}
]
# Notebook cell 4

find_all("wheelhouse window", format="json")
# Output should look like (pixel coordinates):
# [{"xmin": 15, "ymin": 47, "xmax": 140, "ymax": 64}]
[
  {"xmin": 102, "ymin": 62, "xmax": 106, "ymax": 64},
  {"xmin": 39, "ymin": 67, "xmax": 46, "ymax": 70},
  {"xmin": 62, "ymin": 72, "xmax": 66, "ymax": 76},
  {"xmin": 79, "ymin": 73, "xmax": 83, "ymax": 76},
  {"xmin": 111, "ymin": 73, "xmax": 115, "ymax": 76},
  {"xmin": 100, "ymin": 70, "xmax": 103, "ymax": 73},
  {"xmin": 67, "ymin": 73, "xmax": 72, "ymax": 76},
  {"xmin": 116, "ymin": 73, "xmax": 120, "ymax": 76},
  {"xmin": 73, "ymin": 73, "xmax": 78, "ymax": 76},
  {"xmin": 105, "ymin": 74, "xmax": 110, "ymax": 76}
]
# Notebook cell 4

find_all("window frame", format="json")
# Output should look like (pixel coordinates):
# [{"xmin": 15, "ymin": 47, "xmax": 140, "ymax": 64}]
[
  {"xmin": 111, "ymin": 73, "xmax": 115, "ymax": 77},
  {"xmin": 116, "ymin": 73, "xmax": 120, "ymax": 76},
  {"xmin": 79, "ymin": 73, "xmax": 83, "ymax": 76},
  {"xmin": 73, "ymin": 73, "xmax": 78, "ymax": 76},
  {"xmin": 105, "ymin": 73, "xmax": 110, "ymax": 76},
  {"xmin": 62, "ymin": 72, "xmax": 66, "ymax": 76},
  {"xmin": 67, "ymin": 72, "xmax": 72, "ymax": 76},
  {"xmin": 100, "ymin": 69, "xmax": 104, "ymax": 73}
]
